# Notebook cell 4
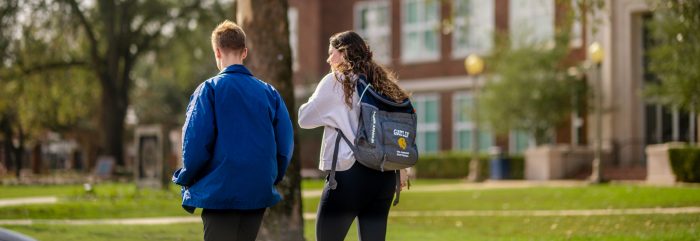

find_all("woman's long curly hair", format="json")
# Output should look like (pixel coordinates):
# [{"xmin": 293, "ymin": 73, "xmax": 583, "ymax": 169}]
[{"xmin": 330, "ymin": 31, "xmax": 409, "ymax": 108}]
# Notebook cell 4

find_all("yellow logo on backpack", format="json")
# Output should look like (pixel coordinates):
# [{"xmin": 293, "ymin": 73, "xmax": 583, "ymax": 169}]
[{"xmin": 398, "ymin": 137, "xmax": 407, "ymax": 150}]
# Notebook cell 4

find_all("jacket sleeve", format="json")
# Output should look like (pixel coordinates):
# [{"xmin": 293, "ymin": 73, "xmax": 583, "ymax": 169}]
[
  {"xmin": 298, "ymin": 73, "xmax": 338, "ymax": 129},
  {"xmin": 273, "ymin": 92, "xmax": 294, "ymax": 185},
  {"xmin": 173, "ymin": 82, "xmax": 216, "ymax": 187}
]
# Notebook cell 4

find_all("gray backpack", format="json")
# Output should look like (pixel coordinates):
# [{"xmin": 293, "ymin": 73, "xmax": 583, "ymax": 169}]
[{"xmin": 329, "ymin": 75, "xmax": 419, "ymax": 205}]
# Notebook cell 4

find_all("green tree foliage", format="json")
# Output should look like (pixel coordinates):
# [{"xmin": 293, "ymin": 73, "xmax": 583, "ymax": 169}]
[
  {"xmin": 1, "ymin": 0, "xmax": 100, "ymax": 175},
  {"xmin": 646, "ymin": 0, "xmax": 700, "ymax": 113},
  {"xmin": 2, "ymin": 18, "xmax": 98, "ymax": 133},
  {"xmin": 478, "ymin": 0, "xmax": 591, "ymax": 145},
  {"xmin": 1, "ymin": 0, "xmax": 232, "ymax": 166},
  {"xmin": 480, "ymin": 42, "xmax": 585, "ymax": 145},
  {"xmin": 131, "ymin": 9, "xmax": 224, "ymax": 126}
]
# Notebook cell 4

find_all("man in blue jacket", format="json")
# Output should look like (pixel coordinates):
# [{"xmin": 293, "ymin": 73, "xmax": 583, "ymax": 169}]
[{"xmin": 172, "ymin": 20, "xmax": 294, "ymax": 241}]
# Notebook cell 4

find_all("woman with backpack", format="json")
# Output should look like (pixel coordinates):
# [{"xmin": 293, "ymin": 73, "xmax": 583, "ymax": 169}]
[{"xmin": 298, "ymin": 31, "xmax": 412, "ymax": 241}]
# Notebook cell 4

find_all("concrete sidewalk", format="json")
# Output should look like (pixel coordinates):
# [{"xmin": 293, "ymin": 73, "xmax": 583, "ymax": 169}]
[{"xmin": 0, "ymin": 197, "xmax": 57, "ymax": 208}]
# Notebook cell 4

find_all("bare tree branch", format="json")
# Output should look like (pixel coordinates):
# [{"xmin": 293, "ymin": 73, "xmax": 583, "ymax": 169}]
[
  {"xmin": 0, "ymin": 60, "xmax": 87, "ymax": 79},
  {"xmin": 25, "ymin": 60, "xmax": 87, "ymax": 74},
  {"xmin": 63, "ymin": 0, "xmax": 101, "ymax": 65}
]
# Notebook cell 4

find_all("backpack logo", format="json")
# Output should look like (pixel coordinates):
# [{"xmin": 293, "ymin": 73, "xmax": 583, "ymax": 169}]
[
  {"xmin": 393, "ymin": 129, "xmax": 409, "ymax": 150},
  {"xmin": 398, "ymin": 137, "xmax": 407, "ymax": 150}
]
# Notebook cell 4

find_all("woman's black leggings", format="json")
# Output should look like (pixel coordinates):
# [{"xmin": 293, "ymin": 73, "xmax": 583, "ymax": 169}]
[{"xmin": 316, "ymin": 162, "xmax": 397, "ymax": 241}]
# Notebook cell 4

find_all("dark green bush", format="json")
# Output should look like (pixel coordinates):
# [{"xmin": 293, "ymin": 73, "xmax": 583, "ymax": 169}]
[
  {"xmin": 668, "ymin": 147, "xmax": 700, "ymax": 183},
  {"xmin": 508, "ymin": 155, "xmax": 525, "ymax": 179},
  {"xmin": 415, "ymin": 152, "xmax": 524, "ymax": 179}
]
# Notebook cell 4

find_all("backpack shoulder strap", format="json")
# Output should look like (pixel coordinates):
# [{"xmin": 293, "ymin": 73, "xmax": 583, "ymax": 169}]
[
  {"xmin": 327, "ymin": 128, "xmax": 355, "ymax": 190},
  {"xmin": 357, "ymin": 82, "xmax": 372, "ymax": 107}
]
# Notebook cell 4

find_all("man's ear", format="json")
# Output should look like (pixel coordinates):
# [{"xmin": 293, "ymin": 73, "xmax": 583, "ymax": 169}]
[
  {"xmin": 215, "ymin": 47, "xmax": 222, "ymax": 59},
  {"xmin": 241, "ymin": 48, "xmax": 248, "ymax": 60}
]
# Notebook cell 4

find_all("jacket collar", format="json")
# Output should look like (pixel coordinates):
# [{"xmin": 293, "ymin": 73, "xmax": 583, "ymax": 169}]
[{"xmin": 219, "ymin": 64, "xmax": 253, "ymax": 76}]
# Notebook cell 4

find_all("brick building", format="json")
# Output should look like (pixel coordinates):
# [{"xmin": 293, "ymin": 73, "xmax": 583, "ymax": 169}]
[{"xmin": 285, "ymin": 0, "xmax": 698, "ymax": 174}]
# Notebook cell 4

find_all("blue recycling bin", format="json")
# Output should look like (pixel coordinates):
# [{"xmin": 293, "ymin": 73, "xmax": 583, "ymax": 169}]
[{"xmin": 489, "ymin": 157, "xmax": 510, "ymax": 180}]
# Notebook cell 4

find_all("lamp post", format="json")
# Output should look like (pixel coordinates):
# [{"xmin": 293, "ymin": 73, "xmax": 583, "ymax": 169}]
[
  {"xmin": 465, "ymin": 54, "xmax": 485, "ymax": 182},
  {"xmin": 588, "ymin": 42, "xmax": 604, "ymax": 183},
  {"xmin": 568, "ymin": 67, "xmax": 582, "ymax": 146}
]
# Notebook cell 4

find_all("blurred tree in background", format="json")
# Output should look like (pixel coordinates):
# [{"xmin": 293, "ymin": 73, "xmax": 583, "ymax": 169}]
[
  {"xmin": 1, "ymin": 0, "xmax": 99, "ymax": 175},
  {"xmin": 0, "ymin": 0, "xmax": 232, "ymax": 168},
  {"xmin": 646, "ymin": 0, "xmax": 700, "ymax": 144},
  {"xmin": 1, "ymin": 0, "xmax": 23, "ymax": 176},
  {"xmin": 479, "ymin": 41, "xmax": 585, "ymax": 146},
  {"xmin": 131, "ymin": 12, "xmax": 224, "ymax": 126},
  {"xmin": 478, "ymin": 0, "xmax": 593, "ymax": 146}
]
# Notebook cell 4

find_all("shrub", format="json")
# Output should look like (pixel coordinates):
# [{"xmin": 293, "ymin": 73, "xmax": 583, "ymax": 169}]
[
  {"xmin": 668, "ymin": 147, "xmax": 700, "ymax": 183},
  {"xmin": 415, "ymin": 152, "xmax": 524, "ymax": 179},
  {"xmin": 508, "ymin": 155, "xmax": 525, "ymax": 180}
]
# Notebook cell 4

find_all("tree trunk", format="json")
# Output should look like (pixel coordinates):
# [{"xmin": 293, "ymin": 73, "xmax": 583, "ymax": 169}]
[
  {"xmin": 2, "ymin": 138, "xmax": 10, "ymax": 173},
  {"xmin": 0, "ymin": 115, "xmax": 14, "ymax": 176},
  {"xmin": 238, "ymin": 1, "xmax": 304, "ymax": 240},
  {"xmin": 14, "ymin": 122, "xmax": 24, "ymax": 178},
  {"xmin": 32, "ymin": 144, "xmax": 42, "ymax": 174},
  {"xmin": 99, "ymin": 82, "xmax": 128, "ymax": 167}
]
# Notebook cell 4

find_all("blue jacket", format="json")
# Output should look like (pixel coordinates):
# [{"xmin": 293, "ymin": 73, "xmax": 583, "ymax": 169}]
[{"xmin": 172, "ymin": 64, "xmax": 294, "ymax": 213}]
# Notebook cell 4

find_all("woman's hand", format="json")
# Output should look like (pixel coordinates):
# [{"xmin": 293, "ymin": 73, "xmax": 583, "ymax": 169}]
[{"xmin": 399, "ymin": 168, "xmax": 410, "ymax": 191}]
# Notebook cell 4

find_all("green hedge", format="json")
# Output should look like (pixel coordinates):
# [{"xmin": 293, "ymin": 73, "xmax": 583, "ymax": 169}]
[
  {"xmin": 669, "ymin": 147, "xmax": 700, "ymax": 183},
  {"xmin": 415, "ymin": 152, "xmax": 524, "ymax": 179},
  {"xmin": 509, "ymin": 155, "xmax": 525, "ymax": 179}
]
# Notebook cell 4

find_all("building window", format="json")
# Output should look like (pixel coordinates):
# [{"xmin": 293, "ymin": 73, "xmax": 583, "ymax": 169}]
[
  {"xmin": 452, "ymin": 93, "xmax": 493, "ymax": 153},
  {"xmin": 355, "ymin": 1, "xmax": 391, "ymax": 64},
  {"xmin": 452, "ymin": 0, "xmax": 494, "ymax": 58},
  {"xmin": 570, "ymin": 0, "xmax": 583, "ymax": 48},
  {"xmin": 401, "ymin": 0, "xmax": 440, "ymax": 63},
  {"xmin": 509, "ymin": 0, "xmax": 554, "ymax": 47},
  {"xmin": 414, "ymin": 94, "xmax": 441, "ymax": 154},
  {"xmin": 509, "ymin": 130, "xmax": 531, "ymax": 154},
  {"xmin": 288, "ymin": 7, "xmax": 299, "ymax": 72}
]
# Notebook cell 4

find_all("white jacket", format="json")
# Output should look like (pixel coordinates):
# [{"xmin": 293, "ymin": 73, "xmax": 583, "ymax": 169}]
[{"xmin": 298, "ymin": 73, "xmax": 359, "ymax": 171}]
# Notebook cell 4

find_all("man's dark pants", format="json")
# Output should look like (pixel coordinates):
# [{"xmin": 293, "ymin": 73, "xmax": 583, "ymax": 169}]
[{"xmin": 201, "ymin": 208, "xmax": 266, "ymax": 241}]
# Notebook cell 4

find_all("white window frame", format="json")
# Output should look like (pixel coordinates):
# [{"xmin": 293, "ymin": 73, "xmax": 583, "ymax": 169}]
[
  {"xmin": 288, "ymin": 8, "xmax": 299, "ymax": 72},
  {"xmin": 509, "ymin": 0, "xmax": 555, "ymax": 48},
  {"xmin": 401, "ymin": 0, "xmax": 441, "ymax": 64},
  {"xmin": 452, "ymin": 92, "xmax": 494, "ymax": 152},
  {"xmin": 354, "ymin": 1, "xmax": 392, "ymax": 64},
  {"xmin": 413, "ymin": 93, "xmax": 441, "ymax": 154},
  {"xmin": 508, "ymin": 130, "xmax": 532, "ymax": 154},
  {"xmin": 452, "ymin": 0, "xmax": 495, "ymax": 58}
]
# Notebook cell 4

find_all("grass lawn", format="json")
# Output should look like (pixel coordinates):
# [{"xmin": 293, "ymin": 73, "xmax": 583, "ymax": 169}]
[
  {"xmin": 1, "ymin": 181, "xmax": 700, "ymax": 240},
  {"xmin": 0, "ymin": 180, "xmax": 462, "ymax": 219},
  {"xmin": 4, "ymin": 214, "xmax": 699, "ymax": 241},
  {"xmin": 0, "ymin": 184, "xmax": 87, "ymax": 199},
  {"xmin": 305, "ymin": 214, "xmax": 700, "ymax": 241},
  {"xmin": 3, "ymin": 223, "xmax": 202, "ymax": 241},
  {"xmin": 0, "ymin": 179, "xmax": 459, "ymax": 199},
  {"xmin": 303, "ymin": 185, "xmax": 700, "ymax": 213},
  {"xmin": 0, "ymin": 183, "xmax": 187, "ymax": 219}
]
